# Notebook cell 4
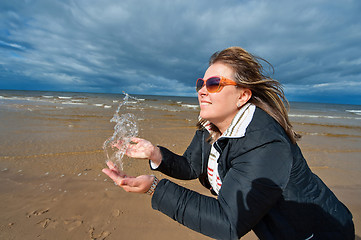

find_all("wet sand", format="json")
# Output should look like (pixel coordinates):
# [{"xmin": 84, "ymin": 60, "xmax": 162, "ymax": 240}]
[{"xmin": 0, "ymin": 101, "xmax": 360, "ymax": 239}]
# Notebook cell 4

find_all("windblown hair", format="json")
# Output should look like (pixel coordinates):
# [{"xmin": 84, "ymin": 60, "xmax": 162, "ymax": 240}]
[{"xmin": 198, "ymin": 46, "xmax": 301, "ymax": 144}]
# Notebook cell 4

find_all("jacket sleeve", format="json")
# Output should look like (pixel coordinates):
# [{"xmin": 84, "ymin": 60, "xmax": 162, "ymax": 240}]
[
  {"xmin": 151, "ymin": 130, "xmax": 208, "ymax": 180},
  {"xmin": 151, "ymin": 137, "xmax": 293, "ymax": 240}
]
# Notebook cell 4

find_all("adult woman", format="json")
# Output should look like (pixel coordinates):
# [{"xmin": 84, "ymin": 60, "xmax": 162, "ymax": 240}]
[{"xmin": 102, "ymin": 47, "xmax": 354, "ymax": 239}]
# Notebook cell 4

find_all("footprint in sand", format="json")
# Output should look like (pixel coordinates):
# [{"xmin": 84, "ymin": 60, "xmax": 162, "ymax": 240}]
[
  {"xmin": 63, "ymin": 216, "xmax": 83, "ymax": 231},
  {"xmin": 89, "ymin": 227, "xmax": 111, "ymax": 240},
  {"xmin": 37, "ymin": 218, "xmax": 58, "ymax": 229},
  {"xmin": 26, "ymin": 208, "xmax": 50, "ymax": 218},
  {"xmin": 111, "ymin": 209, "xmax": 123, "ymax": 217}
]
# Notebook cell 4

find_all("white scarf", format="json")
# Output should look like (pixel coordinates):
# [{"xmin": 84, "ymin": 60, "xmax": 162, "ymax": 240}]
[{"xmin": 205, "ymin": 103, "xmax": 256, "ymax": 195}]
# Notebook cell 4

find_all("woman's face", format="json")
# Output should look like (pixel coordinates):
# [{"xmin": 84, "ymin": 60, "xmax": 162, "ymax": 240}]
[{"xmin": 198, "ymin": 63, "xmax": 247, "ymax": 132}]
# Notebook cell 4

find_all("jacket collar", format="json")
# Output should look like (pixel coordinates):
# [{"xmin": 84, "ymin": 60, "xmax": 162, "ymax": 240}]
[{"xmin": 202, "ymin": 103, "xmax": 256, "ymax": 140}]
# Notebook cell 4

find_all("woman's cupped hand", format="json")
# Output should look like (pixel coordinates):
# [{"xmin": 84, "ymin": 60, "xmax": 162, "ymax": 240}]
[{"xmin": 102, "ymin": 160, "xmax": 154, "ymax": 194}]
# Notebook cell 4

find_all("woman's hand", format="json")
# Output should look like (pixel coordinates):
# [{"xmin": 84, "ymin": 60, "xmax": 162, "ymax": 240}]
[
  {"xmin": 113, "ymin": 137, "xmax": 162, "ymax": 166},
  {"xmin": 125, "ymin": 137, "xmax": 156, "ymax": 159},
  {"xmin": 102, "ymin": 161, "xmax": 154, "ymax": 194},
  {"xmin": 102, "ymin": 160, "xmax": 127, "ymax": 179}
]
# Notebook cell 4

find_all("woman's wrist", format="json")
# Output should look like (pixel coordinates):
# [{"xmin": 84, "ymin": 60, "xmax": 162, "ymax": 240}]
[
  {"xmin": 149, "ymin": 146, "xmax": 162, "ymax": 166},
  {"xmin": 146, "ymin": 175, "xmax": 159, "ymax": 196}
]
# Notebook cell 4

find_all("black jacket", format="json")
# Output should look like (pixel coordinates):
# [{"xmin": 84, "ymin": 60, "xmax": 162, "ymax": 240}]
[{"xmin": 151, "ymin": 107, "xmax": 354, "ymax": 239}]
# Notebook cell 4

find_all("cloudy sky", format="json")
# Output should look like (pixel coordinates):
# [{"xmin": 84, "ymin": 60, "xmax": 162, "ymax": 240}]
[{"xmin": 1, "ymin": 0, "xmax": 361, "ymax": 104}]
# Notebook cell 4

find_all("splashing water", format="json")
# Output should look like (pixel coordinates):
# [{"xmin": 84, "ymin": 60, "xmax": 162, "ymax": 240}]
[{"xmin": 103, "ymin": 93, "xmax": 139, "ymax": 170}]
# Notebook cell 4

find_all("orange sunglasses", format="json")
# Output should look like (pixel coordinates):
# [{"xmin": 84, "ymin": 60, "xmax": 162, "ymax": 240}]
[{"xmin": 196, "ymin": 76, "xmax": 238, "ymax": 93}]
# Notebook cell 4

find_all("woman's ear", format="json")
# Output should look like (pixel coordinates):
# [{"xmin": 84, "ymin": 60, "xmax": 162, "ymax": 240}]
[{"xmin": 237, "ymin": 88, "xmax": 252, "ymax": 108}]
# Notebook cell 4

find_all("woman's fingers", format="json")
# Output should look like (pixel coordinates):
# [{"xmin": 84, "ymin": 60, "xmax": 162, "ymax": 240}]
[
  {"xmin": 106, "ymin": 160, "xmax": 117, "ymax": 171},
  {"xmin": 125, "ymin": 139, "xmax": 155, "ymax": 159},
  {"xmin": 105, "ymin": 160, "xmax": 126, "ymax": 175},
  {"xmin": 102, "ymin": 160, "xmax": 128, "ymax": 185},
  {"xmin": 102, "ymin": 161, "xmax": 155, "ymax": 194},
  {"xmin": 119, "ymin": 175, "xmax": 153, "ymax": 193},
  {"xmin": 111, "ymin": 138, "xmax": 152, "ymax": 158},
  {"xmin": 102, "ymin": 168, "xmax": 122, "ymax": 185}
]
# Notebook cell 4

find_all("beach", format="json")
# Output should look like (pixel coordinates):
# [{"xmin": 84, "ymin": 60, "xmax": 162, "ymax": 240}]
[{"xmin": 0, "ymin": 90, "xmax": 360, "ymax": 240}]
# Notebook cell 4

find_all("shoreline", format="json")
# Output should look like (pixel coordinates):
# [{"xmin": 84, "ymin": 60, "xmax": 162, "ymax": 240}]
[{"xmin": 1, "ymin": 94, "xmax": 360, "ymax": 239}]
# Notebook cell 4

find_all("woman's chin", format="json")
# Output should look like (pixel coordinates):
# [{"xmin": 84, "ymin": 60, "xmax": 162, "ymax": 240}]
[
  {"xmin": 199, "ymin": 112, "xmax": 208, "ymax": 120},
  {"xmin": 199, "ymin": 113, "xmax": 212, "ymax": 122}
]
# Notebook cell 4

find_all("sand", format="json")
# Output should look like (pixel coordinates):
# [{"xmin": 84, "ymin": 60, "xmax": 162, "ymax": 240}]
[{"xmin": 0, "ymin": 102, "xmax": 360, "ymax": 240}]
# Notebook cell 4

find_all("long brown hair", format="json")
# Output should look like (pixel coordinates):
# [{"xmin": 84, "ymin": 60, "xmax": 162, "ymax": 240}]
[{"xmin": 198, "ymin": 46, "xmax": 301, "ymax": 144}]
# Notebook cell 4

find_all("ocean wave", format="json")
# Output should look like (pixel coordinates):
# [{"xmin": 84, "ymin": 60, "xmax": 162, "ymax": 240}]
[
  {"xmin": 0, "ymin": 96, "xmax": 43, "ymax": 102},
  {"xmin": 126, "ymin": 107, "xmax": 140, "ymax": 110},
  {"xmin": 126, "ymin": 101, "xmax": 138, "ymax": 104},
  {"xmin": 301, "ymin": 131, "xmax": 361, "ymax": 138},
  {"xmin": 148, "ymin": 105, "xmax": 180, "ymax": 112},
  {"xmin": 61, "ymin": 101, "xmax": 87, "ymax": 105},
  {"xmin": 181, "ymin": 104, "xmax": 199, "ymax": 109},
  {"xmin": 289, "ymin": 114, "xmax": 361, "ymax": 120},
  {"xmin": 0, "ymin": 96, "xmax": 23, "ymax": 100},
  {"xmin": 346, "ymin": 110, "xmax": 361, "ymax": 116}
]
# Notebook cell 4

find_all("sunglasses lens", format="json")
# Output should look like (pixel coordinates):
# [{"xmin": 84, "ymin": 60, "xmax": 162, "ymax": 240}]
[
  {"xmin": 196, "ymin": 78, "xmax": 205, "ymax": 92},
  {"xmin": 196, "ymin": 77, "xmax": 222, "ymax": 92},
  {"xmin": 206, "ymin": 77, "xmax": 221, "ymax": 93}
]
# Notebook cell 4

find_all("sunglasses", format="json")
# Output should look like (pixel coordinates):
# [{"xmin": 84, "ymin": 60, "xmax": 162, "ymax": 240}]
[{"xmin": 196, "ymin": 76, "xmax": 238, "ymax": 93}]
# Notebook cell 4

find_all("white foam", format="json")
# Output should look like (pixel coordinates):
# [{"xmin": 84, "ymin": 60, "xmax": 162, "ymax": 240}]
[
  {"xmin": 25, "ymin": 97, "xmax": 36, "ymax": 101},
  {"xmin": 0, "ymin": 96, "xmax": 42, "ymax": 102},
  {"xmin": 61, "ymin": 101, "xmax": 86, "ymax": 105},
  {"xmin": 289, "ymin": 114, "xmax": 361, "ymax": 121},
  {"xmin": 127, "ymin": 101, "xmax": 138, "ymax": 104},
  {"xmin": 346, "ymin": 110, "xmax": 361, "ymax": 115},
  {"xmin": 181, "ymin": 104, "xmax": 199, "ymax": 109}
]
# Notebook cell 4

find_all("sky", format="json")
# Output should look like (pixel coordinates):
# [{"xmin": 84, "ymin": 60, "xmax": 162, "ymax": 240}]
[{"xmin": 1, "ymin": 0, "xmax": 361, "ymax": 105}]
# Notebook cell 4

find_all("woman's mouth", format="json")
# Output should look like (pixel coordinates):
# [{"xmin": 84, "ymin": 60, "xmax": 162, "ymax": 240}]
[{"xmin": 200, "ymin": 101, "xmax": 211, "ymax": 106}]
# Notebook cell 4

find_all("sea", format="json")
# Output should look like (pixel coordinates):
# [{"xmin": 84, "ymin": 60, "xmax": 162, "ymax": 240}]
[{"xmin": 0, "ymin": 89, "xmax": 360, "ymax": 128}]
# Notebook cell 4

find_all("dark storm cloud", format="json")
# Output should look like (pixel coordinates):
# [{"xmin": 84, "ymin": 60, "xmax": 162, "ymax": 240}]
[{"xmin": 1, "ymin": 0, "xmax": 360, "ymax": 104}]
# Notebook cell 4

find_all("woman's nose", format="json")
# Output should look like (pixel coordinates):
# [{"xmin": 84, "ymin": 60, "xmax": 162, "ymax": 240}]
[{"xmin": 198, "ymin": 84, "xmax": 208, "ymax": 95}]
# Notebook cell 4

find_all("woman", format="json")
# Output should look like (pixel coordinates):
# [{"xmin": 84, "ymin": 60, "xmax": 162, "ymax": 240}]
[{"xmin": 102, "ymin": 47, "xmax": 354, "ymax": 239}]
